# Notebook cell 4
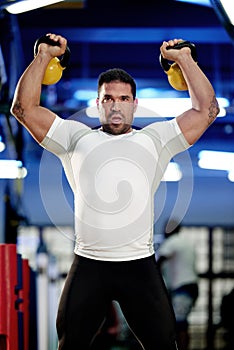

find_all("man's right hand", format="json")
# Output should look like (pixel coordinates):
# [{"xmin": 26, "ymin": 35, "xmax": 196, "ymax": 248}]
[{"xmin": 36, "ymin": 33, "xmax": 67, "ymax": 59}]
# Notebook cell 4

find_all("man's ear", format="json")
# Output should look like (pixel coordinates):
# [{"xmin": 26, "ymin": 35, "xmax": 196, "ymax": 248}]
[
  {"xmin": 96, "ymin": 97, "xmax": 99, "ymax": 109},
  {"xmin": 134, "ymin": 98, "xmax": 138, "ymax": 113}
]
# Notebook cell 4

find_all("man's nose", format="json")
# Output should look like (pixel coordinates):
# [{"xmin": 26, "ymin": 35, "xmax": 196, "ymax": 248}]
[{"xmin": 110, "ymin": 101, "xmax": 121, "ymax": 111}]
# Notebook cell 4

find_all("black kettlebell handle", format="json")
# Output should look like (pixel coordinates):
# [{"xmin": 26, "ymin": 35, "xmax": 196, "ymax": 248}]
[
  {"xmin": 34, "ymin": 35, "xmax": 71, "ymax": 68},
  {"xmin": 159, "ymin": 41, "xmax": 197, "ymax": 72}
]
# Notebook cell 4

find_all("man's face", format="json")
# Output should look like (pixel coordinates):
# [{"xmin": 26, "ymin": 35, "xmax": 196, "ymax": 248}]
[{"xmin": 96, "ymin": 80, "xmax": 138, "ymax": 135}]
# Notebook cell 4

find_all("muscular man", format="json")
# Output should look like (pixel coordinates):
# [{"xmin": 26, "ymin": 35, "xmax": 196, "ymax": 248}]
[{"xmin": 11, "ymin": 34, "xmax": 219, "ymax": 349}]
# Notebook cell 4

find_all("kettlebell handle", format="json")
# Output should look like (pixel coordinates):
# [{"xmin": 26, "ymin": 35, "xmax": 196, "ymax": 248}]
[
  {"xmin": 34, "ymin": 35, "xmax": 71, "ymax": 68},
  {"xmin": 159, "ymin": 40, "xmax": 197, "ymax": 72}
]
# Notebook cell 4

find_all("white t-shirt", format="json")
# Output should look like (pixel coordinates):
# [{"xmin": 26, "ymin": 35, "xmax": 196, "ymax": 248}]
[
  {"xmin": 158, "ymin": 233, "xmax": 198, "ymax": 290},
  {"xmin": 41, "ymin": 116, "xmax": 190, "ymax": 261}
]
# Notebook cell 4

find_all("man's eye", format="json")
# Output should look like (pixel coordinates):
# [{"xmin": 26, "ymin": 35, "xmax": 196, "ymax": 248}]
[
  {"xmin": 121, "ymin": 97, "xmax": 130, "ymax": 102},
  {"xmin": 103, "ymin": 97, "xmax": 112, "ymax": 103}
]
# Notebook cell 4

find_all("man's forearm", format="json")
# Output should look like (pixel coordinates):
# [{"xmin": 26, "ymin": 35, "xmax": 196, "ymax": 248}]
[
  {"xmin": 11, "ymin": 52, "xmax": 51, "ymax": 123},
  {"xmin": 178, "ymin": 54, "xmax": 219, "ymax": 123}
]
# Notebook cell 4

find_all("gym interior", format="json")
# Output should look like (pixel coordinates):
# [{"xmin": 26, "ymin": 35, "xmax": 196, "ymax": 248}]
[{"xmin": 0, "ymin": 1, "xmax": 234, "ymax": 349}]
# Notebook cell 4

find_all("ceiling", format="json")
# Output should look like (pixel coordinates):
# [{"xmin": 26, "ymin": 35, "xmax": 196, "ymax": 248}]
[
  {"xmin": 1, "ymin": 0, "xmax": 234, "ymax": 89},
  {"xmin": 0, "ymin": 0, "xmax": 233, "ymax": 233}
]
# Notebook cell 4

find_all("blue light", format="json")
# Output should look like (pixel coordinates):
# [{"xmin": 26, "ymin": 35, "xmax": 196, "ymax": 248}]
[
  {"xmin": 198, "ymin": 150, "xmax": 234, "ymax": 182},
  {"xmin": 74, "ymin": 90, "xmax": 97, "ymax": 101},
  {"xmin": 175, "ymin": 0, "xmax": 211, "ymax": 6}
]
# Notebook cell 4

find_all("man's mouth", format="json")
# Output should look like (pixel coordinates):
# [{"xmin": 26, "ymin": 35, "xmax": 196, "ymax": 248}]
[{"xmin": 109, "ymin": 114, "xmax": 123, "ymax": 125}]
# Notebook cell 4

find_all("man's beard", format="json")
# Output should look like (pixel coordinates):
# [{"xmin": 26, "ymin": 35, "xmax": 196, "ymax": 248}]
[{"xmin": 101, "ymin": 122, "xmax": 132, "ymax": 135}]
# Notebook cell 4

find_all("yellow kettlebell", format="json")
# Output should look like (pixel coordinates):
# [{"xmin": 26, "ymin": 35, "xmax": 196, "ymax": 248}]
[
  {"xmin": 34, "ymin": 35, "xmax": 71, "ymax": 85},
  {"xmin": 159, "ymin": 41, "xmax": 197, "ymax": 91}
]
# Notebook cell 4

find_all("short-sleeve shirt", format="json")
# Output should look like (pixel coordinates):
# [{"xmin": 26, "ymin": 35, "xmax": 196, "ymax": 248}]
[{"xmin": 41, "ymin": 116, "xmax": 190, "ymax": 261}]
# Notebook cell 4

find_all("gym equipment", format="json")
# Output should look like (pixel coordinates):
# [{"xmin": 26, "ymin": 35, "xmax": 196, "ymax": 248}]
[
  {"xmin": 0, "ymin": 244, "xmax": 18, "ymax": 350},
  {"xmin": 34, "ymin": 35, "xmax": 71, "ymax": 85},
  {"xmin": 159, "ymin": 41, "xmax": 197, "ymax": 91},
  {"xmin": 0, "ymin": 244, "xmax": 31, "ymax": 350}
]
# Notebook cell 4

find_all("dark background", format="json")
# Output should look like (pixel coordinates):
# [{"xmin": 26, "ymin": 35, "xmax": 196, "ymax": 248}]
[{"xmin": 0, "ymin": 0, "xmax": 233, "ymax": 238}]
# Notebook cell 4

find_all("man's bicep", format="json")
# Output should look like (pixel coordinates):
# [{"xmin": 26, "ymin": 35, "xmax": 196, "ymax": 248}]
[
  {"xmin": 19, "ymin": 105, "xmax": 57, "ymax": 143},
  {"xmin": 176, "ymin": 108, "xmax": 209, "ymax": 145}
]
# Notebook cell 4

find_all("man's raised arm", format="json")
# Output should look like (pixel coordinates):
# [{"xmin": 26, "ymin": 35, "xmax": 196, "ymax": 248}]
[
  {"xmin": 160, "ymin": 39, "xmax": 220, "ymax": 145},
  {"xmin": 11, "ymin": 34, "xmax": 67, "ymax": 143}
]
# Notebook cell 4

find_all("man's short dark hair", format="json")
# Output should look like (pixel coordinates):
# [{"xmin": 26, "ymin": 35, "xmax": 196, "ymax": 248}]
[{"xmin": 97, "ymin": 68, "xmax": 136, "ymax": 100}]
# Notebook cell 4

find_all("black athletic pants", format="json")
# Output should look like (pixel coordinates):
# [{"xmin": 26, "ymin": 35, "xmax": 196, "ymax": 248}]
[{"xmin": 56, "ymin": 254, "xmax": 178, "ymax": 350}]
